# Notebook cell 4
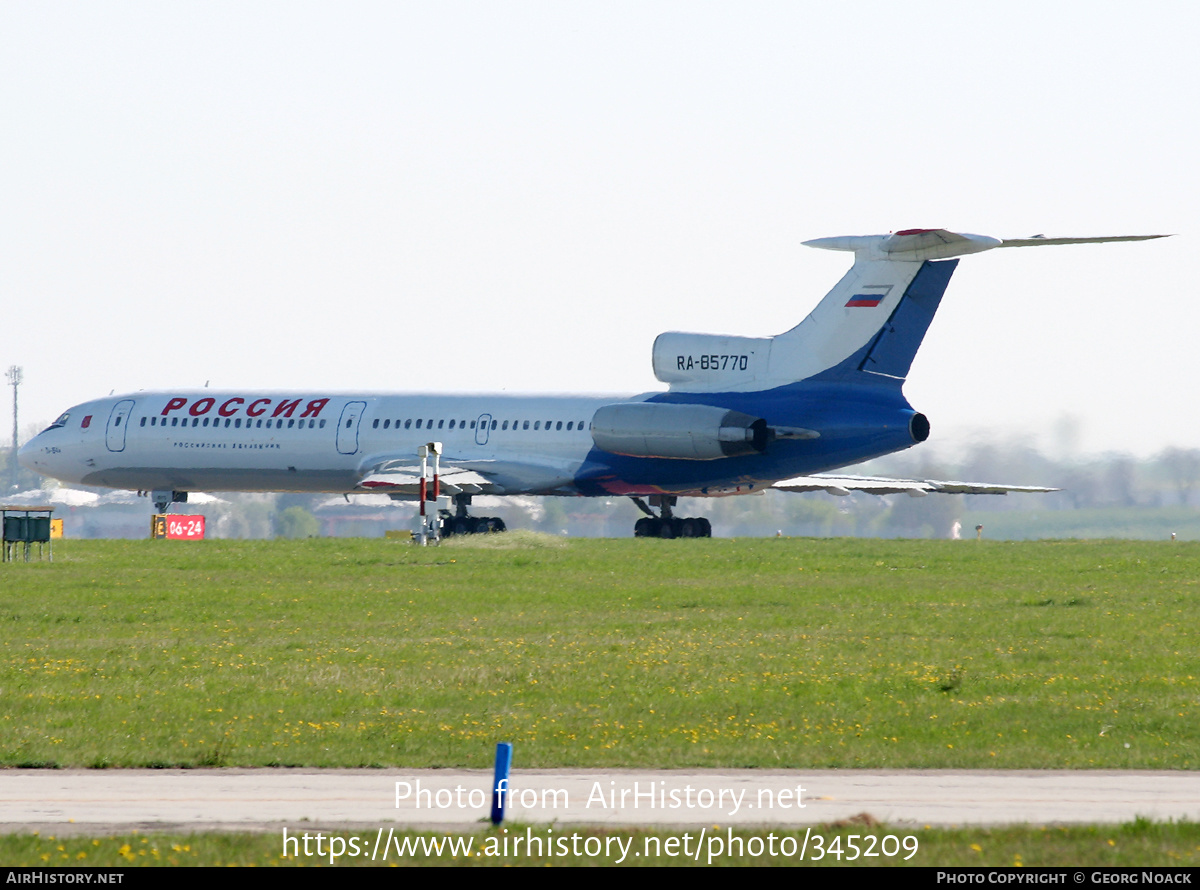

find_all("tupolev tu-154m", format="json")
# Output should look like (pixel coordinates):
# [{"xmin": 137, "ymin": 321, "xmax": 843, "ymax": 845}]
[{"xmin": 19, "ymin": 229, "xmax": 1166, "ymax": 537}]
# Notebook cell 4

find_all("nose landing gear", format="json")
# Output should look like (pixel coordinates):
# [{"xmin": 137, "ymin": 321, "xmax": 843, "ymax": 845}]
[{"xmin": 146, "ymin": 490, "xmax": 188, "ymax": 513}]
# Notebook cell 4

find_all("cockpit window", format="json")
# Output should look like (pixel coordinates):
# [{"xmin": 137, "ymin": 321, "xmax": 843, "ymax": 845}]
[{"xmin": 42, "ymin": 413, "xmax": 70, "ymax": 432}]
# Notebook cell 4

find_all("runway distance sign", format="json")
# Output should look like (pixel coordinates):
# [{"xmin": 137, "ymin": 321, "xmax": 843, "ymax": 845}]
[{"xmin": 151, "ymin": 515, "xmax": 206, "ymax": 540}]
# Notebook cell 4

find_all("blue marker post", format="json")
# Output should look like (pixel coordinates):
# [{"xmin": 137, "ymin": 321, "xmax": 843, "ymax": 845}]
[{"xmin": 490, "ymin": 742, "xmax": 513, "ymax": 826}]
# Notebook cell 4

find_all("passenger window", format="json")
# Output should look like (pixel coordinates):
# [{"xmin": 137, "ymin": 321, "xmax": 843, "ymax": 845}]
[
  {"xmin": 416, "ymin": 419, "xmax": 423, "ymax": 429},
  {"xmin": 319, "ymin": 419, "xmax": 326, "ymax": 429},
  {"xmin": 534, "ymin": 421, "xmax": 540, "ymax": 430},
  {"xmin": 438, "ymin": 419, "xmax": 444, "ymax": 429},
  {"xmin": 490, "ymin": 420, "xmax": 497, "ymax": 430},
  {"xmin": 235, "ymin": 418, "xmax": 242, "ymax": 428},
  {"xmin": 502, "ymin": 421, "xmax": 509, "ymax": 430},
  {"xmin": 373, "ymin": 419, "xmax": 379, "ymax": 428},
  {"xmin": 140, "ymin": 417, "xmax": 146, "ymax": 427},
  {"xmin": 556, "ymin": 421, "xmax": 562, "ymax": 430},
  {"xmin": 202, "ymin": 418, "xmax": 209, "ymax": 427},
  {"xmin": 405, "ymin": 419, "xmax": 412, "ymax": 429},
  {"xmin": 566, "ymin": 422, "xmax": 573, "ymax": 430},
  {"xmin": 383, "ymin": 419, "xmax": 390, "ymax": 429}
]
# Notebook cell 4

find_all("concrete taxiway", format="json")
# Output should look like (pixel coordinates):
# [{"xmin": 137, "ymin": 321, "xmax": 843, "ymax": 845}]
[{"xmin": 1, "ymin": 769, "xmax": 1196, "ymax": 833}]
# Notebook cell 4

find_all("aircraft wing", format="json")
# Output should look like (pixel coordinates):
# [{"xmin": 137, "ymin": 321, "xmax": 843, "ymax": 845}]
[
  {"xmin": 354, "ymin": 454, "xmax": 581, "ymax": 497},
  {"xmin": 357, "ymin": 468, "xmax": 492, "ymax": 496},
  {"xmin": 772, "ymin": 474, "xmax": 1058, "ymax": 497}
]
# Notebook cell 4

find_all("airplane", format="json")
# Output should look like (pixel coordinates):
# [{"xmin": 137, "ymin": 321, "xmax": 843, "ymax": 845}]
[{"xmin": 18, "ymin": 228, "xmax": 1166, "ymax": 538}]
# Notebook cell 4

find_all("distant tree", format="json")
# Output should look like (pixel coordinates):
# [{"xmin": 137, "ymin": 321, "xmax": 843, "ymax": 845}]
[
  {"xmin": 1105, "ymin": 456, "xmax": 1138, "ymax": 507},
  {"xmin": 535, "ymin": 497, "xmax": 569, "ymax": 534},
  {"xmin": 276, "ymin": 505, "xmax": 319, "ymax": 538},
  {"xmin": 1157, "ymin": 447, "xmax": 1200, "ymax": 507},
  {"xmin": 878, "ymin": 491, "xmax": 962, "ymax": 539},
  {"xmin": 219, "ymin": 498, "xmax": 275, "ymax": 539}
]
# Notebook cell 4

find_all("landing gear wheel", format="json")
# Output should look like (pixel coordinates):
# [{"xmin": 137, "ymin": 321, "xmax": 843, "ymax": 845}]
[
  {"xmin": 630, "ymin": 495, "xmax": 712, "ymax": 539},
  {"xmin": 445, "ymin": 494, "xmax": 506, "ymax": 535}
]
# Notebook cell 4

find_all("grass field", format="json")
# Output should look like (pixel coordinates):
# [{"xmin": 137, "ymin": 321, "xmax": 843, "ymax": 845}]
[{"xmin": 1, "ymin": 534, "xmax": 1197, "ymax": 770}]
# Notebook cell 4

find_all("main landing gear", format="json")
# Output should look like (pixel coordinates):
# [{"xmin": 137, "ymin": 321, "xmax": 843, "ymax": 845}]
[
  {"xmin": 439, "ymin": 494, "xmax": 507, "ymax": 537},
  {"xmin": 631, "ymin": 495, "xmax": 711, "ymax": 538}
]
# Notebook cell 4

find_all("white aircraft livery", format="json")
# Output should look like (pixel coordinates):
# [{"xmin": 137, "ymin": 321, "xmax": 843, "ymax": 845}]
[{"xmin": 19, "ymin": 229, "xmax": 1165, "ymax": 537}]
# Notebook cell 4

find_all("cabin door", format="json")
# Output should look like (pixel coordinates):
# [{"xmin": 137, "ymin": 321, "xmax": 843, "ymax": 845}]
[
  {"xmin": 474, "ymin": 413, "xmax": 492, "ymax": 446},
  {"xmin": 336, "ymin": 401, "xmax": 367, "ymax": 455},
  {"xmin": 105, "ymin": 400, "xmax": 136, "ymax": 452}
]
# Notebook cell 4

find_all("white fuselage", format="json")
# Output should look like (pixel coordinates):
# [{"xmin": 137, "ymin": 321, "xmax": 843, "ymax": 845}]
[{"xmin": 20, "ymin": 390, "xmax": 627, "ymax": 496}]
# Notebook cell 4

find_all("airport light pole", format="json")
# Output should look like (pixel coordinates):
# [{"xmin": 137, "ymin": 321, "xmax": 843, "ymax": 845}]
[{"xmin": 6, "ymin": 366, "xmax": 21, "ymax": 493}]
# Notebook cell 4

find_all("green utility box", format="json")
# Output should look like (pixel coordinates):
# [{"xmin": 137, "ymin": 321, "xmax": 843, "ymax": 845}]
[{"xmin": 2, "ymin": 507, "xmax": 54, "ymax": 562}]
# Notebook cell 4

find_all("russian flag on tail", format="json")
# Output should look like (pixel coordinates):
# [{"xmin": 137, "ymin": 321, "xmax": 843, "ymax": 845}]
[{"xmin": 845, "ymin": 294, "xmax": 884, "ymax": 307}]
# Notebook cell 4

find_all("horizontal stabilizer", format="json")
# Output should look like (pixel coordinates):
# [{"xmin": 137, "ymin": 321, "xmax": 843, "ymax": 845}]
[
  {"xmin": 805, "ymin": 230, "xmax": 1170, "ymax": 261},
  {"xmin": 803, "ymin": 229, "xmax": 999, "ymax": 260},
  {"xmin": 998, "ymin": 234, "xmax": 1171, "ymax": 248}
]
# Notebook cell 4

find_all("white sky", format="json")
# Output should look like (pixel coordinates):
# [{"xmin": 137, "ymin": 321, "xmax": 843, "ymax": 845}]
[{"xmin": 2, "ymin": 1, "xmax": 1197, "ymax": 458}]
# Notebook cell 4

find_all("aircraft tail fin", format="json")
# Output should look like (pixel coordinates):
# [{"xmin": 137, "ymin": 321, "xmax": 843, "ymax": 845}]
[{"xmin": 655, "ymin": 230, "xmax": 1168, "ymax": 393}]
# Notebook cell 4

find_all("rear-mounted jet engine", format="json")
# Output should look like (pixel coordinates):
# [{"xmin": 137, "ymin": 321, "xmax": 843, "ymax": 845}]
[{"xmin": 591, "ymin": 402, "xmax": 769, "ymax": 460}]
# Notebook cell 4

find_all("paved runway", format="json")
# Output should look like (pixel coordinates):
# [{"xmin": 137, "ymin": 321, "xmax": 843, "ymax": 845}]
[{"xmin": 1, "ymin": 769, "xmax": 1196, "ymax": 833}]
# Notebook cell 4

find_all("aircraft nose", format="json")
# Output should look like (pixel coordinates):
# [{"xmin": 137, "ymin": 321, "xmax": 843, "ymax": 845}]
[
  {"xmin": 18, "ymin": 431, "xmax": 57, "ymax": 475},
  {"xmin": 17, "ymin": 435, "xmax": 42, "ymax": 470}
]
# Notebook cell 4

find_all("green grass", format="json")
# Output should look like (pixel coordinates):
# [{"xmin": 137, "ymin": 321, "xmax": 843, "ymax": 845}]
[
  {"xmin": 4, "ymin": 820, "xmax": 1198, "ymax": 866},
  {"xmin": 962, "ymin": 505, "xmax": 1200, "ymax": 541},
  {"xmin": 0, "ymin": 536, "xmax": 1197, "ymax": 769}
]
